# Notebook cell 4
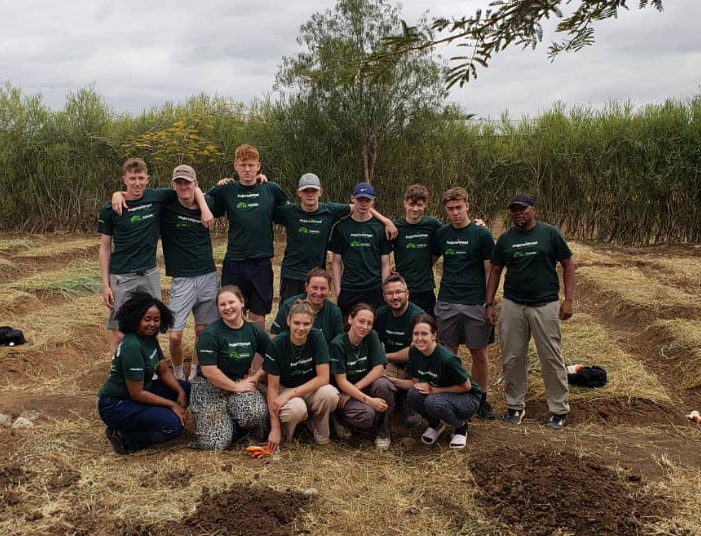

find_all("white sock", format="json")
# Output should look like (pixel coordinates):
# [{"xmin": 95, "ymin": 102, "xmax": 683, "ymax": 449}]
[
  {"xmin": 188, "ymin": 365, "xmax": 198, "ymax": 381},
  {"xmin": 173, "ymin": 365, "xmax": 184, "ymax": 380}
]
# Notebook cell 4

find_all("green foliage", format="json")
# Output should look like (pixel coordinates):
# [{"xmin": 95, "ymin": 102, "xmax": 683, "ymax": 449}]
[
  {"xmin": 0, "ymin": 82, "xmax": 700, "ymax": 244},
  {"xmin": 277, "ymin": 0, "xmax": 448, "ymax": 183},
  {"xmin": 372, "ymin": 0, "xmax": 666, "ymax": 87}
]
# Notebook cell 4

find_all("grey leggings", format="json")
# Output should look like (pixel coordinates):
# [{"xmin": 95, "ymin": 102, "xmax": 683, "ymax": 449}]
[
  {"xmin": 190, "ymin": 376, "xmax": 268, "ymax": 450},
  {"xmin": 407, "ymin": 387, "xmax": 480, "ymax": 428}
]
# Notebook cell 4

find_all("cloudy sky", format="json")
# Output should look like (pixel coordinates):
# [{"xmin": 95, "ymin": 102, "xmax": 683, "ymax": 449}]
[{"xmin": 1, "ymin": 0, "xmax": 699, "ymax": 119}]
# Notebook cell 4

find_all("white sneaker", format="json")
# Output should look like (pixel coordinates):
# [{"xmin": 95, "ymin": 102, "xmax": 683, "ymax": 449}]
[
  {"xmin": 306, "ymin": 421, "xmax": 331, "ymax": 445},
  {"xmin": 374, "ymin": 434, "xmax": 391, "ymax": 451}
]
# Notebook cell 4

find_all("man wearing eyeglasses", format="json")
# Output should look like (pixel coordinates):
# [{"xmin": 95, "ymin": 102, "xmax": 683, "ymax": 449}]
[{"xmin": 374, "ymin": 274, "xmax": 425, "ymax": 427}]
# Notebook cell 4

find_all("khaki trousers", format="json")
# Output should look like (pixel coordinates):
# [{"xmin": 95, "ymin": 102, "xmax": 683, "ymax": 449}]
[
  {"xmin": 500, "ymin": 299, "xmax": 570, "ymax": 415},
  {"xmin": 278, "ymin": 384, "xmax": 340, "ymax": 441}
]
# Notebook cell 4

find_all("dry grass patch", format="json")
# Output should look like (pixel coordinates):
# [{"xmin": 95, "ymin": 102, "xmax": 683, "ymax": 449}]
[
  {"xmin": 0, "ymin": 419, "xmax": 486, "ymax": 536},
  {"xmin": 577, "ymin": 266, "xmax": 697, "ymax": 314},
  {"xmin": 0, "ymin": 288, "xmax": 34, "ymax": 317},
  {"xmin": 5, "ymin": 260, "xmax": 101, "ymax": 297},
  {"xmin": 570, "ymin": 241, "xmax": 624, "ymax": 267},
  {"xmin": 0, "ymin": 238, "xmax": 38, "ymax": 252},
  {"xmin": 643, "ymin": 257, "xmax": 701, "ymax": 293},
  {"xmin": 654, "ymin": 319, "xmax": 701, "ymax": 390},
  {"xmin": 523, "ymin": 313, "xmax": 670, "ymax": 404},
  {"xmin": 12, "ymin": 237, "xmax": 97, "ymax": 259},
  {"xmin": 647, "ymin": 456, "xmax": 701, "ymax": 536}
]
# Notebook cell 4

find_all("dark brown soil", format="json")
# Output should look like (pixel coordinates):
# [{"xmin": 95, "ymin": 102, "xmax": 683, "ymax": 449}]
[
  {"xmin": 162, "ymin": 484, "xmax": 311, "ymax": 536},
  {"xmin": 164, "ymin": 469, "xmax": 192, "ymax": 487},
  {"xmin": 49, "ymin": 468, "xmax": 81, "ymax": 490},
  {"xmin": 470, "ymin": 449, "xmax": 668, "ymax": 536}
]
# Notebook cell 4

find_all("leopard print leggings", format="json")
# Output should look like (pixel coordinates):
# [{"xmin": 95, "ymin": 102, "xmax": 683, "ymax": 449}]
[{"xmin": 189, "ymin": 376, "xmax": 268, "ymax": 450}]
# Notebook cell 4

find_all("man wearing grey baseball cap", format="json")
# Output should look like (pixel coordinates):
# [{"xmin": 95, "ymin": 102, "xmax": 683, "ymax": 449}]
[
  {"xmin": 484, "ymin": 194, "xmax": 575, "ymax": 430},
  {"xmin": 274, "ymin": 174, "xmax": 397, "ymax": 303}
]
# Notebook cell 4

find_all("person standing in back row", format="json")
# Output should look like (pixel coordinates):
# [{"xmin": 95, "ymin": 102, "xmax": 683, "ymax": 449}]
[
  {"xmin": 330, "ymin": 183, "xmax": 392, "ymax": 318},
  {"xmin": 432, "ymin": 187, "xmax": 499, "ymax": 420},
  {"xmin": 206, "ymin": 144, "xmax": 289, "ymax": 330},
  {"xmin": 485, "ymin": 194, "xmax": 575, "ymax": 431}
]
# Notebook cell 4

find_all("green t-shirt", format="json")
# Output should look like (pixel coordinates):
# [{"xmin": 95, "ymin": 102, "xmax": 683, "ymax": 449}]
[
  {"xmin": 160, "ymin": 195, "xmax": 224, "ymax": 278},
  {"xmin": 98, "ymin": 333, "xmax": 163, "ymax": 398},
  {"xmin": 329, "ymin": 217, "xmax": 392, "ymax": 292},
  {"xmin": 329, "ymin": 330, "xmax": 386, "ymax": 384},
  {"xmin": 374, "ymin": 302, "xmax": 425, "ymax": 354},
  {"xmin": 406, "ymin": 344, "xmax": 481, "ymax": 393},
  {"xmin": 207, "ymin": 181, "xmax": 288, "ymax": 262},
  {"xmin": 97, "ymin": 188, "xmax": 175, "ymax": 274},
  {"xmin": 196, "ymin": 319, "xmax": 270, "ymax": 382},
  {"xmin": 392, "ymin": 216, "xmax": 442, "ymax": 292},
  {"xmin": 263, "ymin": 328, "xmax": 330, "ymax": 388},
  {"xmin": 275, "ymin": 202, "xmax": 351, "ymax": 281},
  {"xmin": 491, "ymin": 222, "xmax": 573, "ymax": 305},
  {"xmin": 270, "ymin": 293, "xmax": 344, "ymax": 344},
  {"xmin": 433, "ymin": 222, "xmax": 495, "ymax": 305}
]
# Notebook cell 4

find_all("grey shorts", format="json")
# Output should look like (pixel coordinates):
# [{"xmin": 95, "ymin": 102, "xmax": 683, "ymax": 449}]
[
  {"xmin": 169, "ymin": 271, "xmax": 220, "ymax": 332},
  {"xmin": 107, "ymin": 268, "xmax": 162, "ymax": 330},
  {"xmin": 434, "ymin": 301, "xmax": 494, "ymax": 350}
]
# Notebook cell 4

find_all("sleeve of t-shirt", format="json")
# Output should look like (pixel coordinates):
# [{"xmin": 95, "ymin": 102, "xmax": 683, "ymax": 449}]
[
  {"xmin": 262, "ymin": 339, "xmax": 281, "ymax": 377},
  {"xmin": 269, "ymin": 182, "xmax": 289, "ymax": 207},
  {"xmin": 151, "ymin": 187, "xmax": 177, "ymax": 203},
  {"xmin": 329, "ymin": 224, "xmax": 344, "ymax": 254},
  {"xmin": 252, "ymin": 323, "xmax": 271, "ymax": 355},
  {"xmin": 405, "ymin": 346, "xmax": 419, "ymax": 379},
  {"xmin": 551, "ymin": 226, "xmax": 573, "ymax": 261},
  {"xmin": 205, "ymin": 194, "xmax": 226, "ymax": 218},
  {"xmin": 329, "ymin": 202, "xmax": 352, "ymax": 222},
  {"xmin": 431, "ymin": 226, "xmax": 444, "ymax": 258},
  {"xmin": 270, "ymin": 301, "xmax": 289, "ymax": 335},
  {"xmin": 444, "ymin": 355, "xmax": 469, "ymax": 386},
  {"xmin": 367, "ymin": 330, "xmax": 387, "ymax": 367},
  {"xmin": 491, "ymin": 235, "xmax": 507, "ymax": 266},
  {"xmin": 97, "ymin": 204, "xmax": 113, "ymax": 235},
  {"xmin": 378, "ymin": 227, "xmax": 392, "ymax": 256},
  {"xmin": 311, "ymin": 329, "xmax": 331, "ymax": 365},
  {"xmin": 119, "ymin": 339, "xmax": 147, "ymax": 381},
  {"xmin": 480, "ymin": 228, "xmax": 496, "ymax": 261},
  {"xmin": 273, "ymin": 203, "xmax": 292, "ymax": 226},
  {"xmin": 206, "ymin": 182, "xmax": 232, "ymax": 202},
  {"xmin": 195, "ymin": 329, "xmax": 220, "ymax": 367},
  {"xmin": 329, "ymin": 339, "xmax": 347, "ymax": 376},
  {"xmin": 328, "ymin": 306, "xmax": 344, "ymax": 341}
]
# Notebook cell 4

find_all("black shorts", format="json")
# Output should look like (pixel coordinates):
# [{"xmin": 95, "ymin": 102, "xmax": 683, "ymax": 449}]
[
  {"xmin": 279, "ymin": 277, "xmax": 307, "ymax": 304},
  {"xmin": 410, "ymin": 289, "xmax": 436, "ymax": 318},
  {"xmin": 337, "ymin": 288, "xmax": 384, "ymax": 320},
  {"xmin": 221, "ymin": 258, "xmax": 273, "ymax": 315}
]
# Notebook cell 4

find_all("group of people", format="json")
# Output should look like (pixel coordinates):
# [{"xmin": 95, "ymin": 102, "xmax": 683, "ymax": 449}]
[{"xmin": 96, "ymin": 143, "xmax": 575, "ymax": 456}]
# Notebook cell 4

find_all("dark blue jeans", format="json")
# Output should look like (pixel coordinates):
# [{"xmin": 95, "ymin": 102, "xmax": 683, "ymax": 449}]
[{"xmin": 98, "ymin": 380, "xmax": 191, "ymax": 451}]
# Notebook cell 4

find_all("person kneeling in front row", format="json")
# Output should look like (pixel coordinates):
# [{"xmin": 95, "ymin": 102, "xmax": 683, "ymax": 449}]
[
  {"xmin": 406, "ymin": 314, "xmax": 482, "ymax": 449},
  {"xmin": 264, "ymin": 300, "xmax": 340, "ymax": 453},
  {"xmin": 329, "ymin": 303, "xmax": 395, "ymax": 450},
  {"xmin": 190, "ymin": 286, "xmax": 270, "ymax": 450},
  {"xmin": 98, "ymin": 291, "xmax": 190, "ymax": 455}
]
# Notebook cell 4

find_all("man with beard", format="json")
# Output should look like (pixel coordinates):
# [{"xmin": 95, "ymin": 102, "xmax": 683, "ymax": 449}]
[
  {"xmin": 485, "ymin": 194, "xmax": 575, "ymax": 430},
  {"xmin": 374, "ymin": 274, "xmax": 425, "ymax": 427}
]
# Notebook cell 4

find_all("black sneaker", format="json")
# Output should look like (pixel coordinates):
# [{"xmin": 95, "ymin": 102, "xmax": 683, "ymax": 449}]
[
  {"xmin": 105, "ymin": 427, "xmax": 130, "ymax": 455},
  {"xmin": 404, "ymin": 409, "xmax": 422, "ymax": 428},
  {"xmin": 547, "ymin": 413, "xmax": 567, "ymax": 431},
  {"xmin": 476, "ymin": 399, "xmax": 501, "ymax": 420},
  {"xmin": 504, "ymin": 409, "xmax": 525, "ymax": 425}
]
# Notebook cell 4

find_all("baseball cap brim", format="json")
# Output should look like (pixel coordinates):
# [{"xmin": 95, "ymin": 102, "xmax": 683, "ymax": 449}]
[
  {"xmin": 172, "ymin": 175, "xmax": 196, "ymax": 182},
  {"xmin": 508, "ymin": 201, "xmax": 530, "ymax": 208},
  {"xmin": 354, "ymin": 193, "xmax": 375, "ymax": 199}
]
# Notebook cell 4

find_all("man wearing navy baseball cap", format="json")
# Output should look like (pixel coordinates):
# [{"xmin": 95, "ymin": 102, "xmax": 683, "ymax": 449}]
[
  {"xmin": 329, "ymin": 182, "xmax": 392, "ymax": 317},
  {"xmin": 484, "ymin": 193, "xmax": 575, "ymax": 430}
]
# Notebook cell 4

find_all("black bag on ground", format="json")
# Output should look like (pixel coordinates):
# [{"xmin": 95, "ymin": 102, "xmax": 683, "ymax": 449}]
[
  {"xmin": 0, "ymin": 326, "xmax": 26, "ymax": 346},
  {"xmin": 567, "ymin": 366, "xmax": 607, "ymax": 388}
]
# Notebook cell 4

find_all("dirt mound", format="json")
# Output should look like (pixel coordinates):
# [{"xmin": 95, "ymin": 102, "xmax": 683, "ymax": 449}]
[
  {"xmin": 526, "ymin": 397, "xmax": 686, "ymax": 426},
  {"xmin": 166, "ymin": 484, "xmax": 311, "ymax": 536},
  {"xmin": 471, "ymin": 449, "xmax": 667, "ymax": 536}
]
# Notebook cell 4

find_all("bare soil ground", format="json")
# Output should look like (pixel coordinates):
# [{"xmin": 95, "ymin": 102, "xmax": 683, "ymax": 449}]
[{"xmin": 1, "ymin": 234, "xmax": 701, "ymax": 536}]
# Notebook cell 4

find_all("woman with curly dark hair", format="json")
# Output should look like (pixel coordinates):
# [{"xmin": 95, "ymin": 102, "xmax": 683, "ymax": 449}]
[{"xmin": 97, "ymin": 291, "xmax": 190, "ymax": 454}]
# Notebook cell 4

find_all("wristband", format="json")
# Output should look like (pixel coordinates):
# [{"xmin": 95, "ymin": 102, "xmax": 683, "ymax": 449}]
[{"xmin": 484, "ymin": 302, "xmax": 493, "ymax": 307}]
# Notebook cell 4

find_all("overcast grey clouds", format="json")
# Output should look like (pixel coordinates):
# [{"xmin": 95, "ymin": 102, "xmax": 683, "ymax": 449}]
[{"xmin": 1, "ymin": 0, "xmax": 699, "ymax": 118}]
